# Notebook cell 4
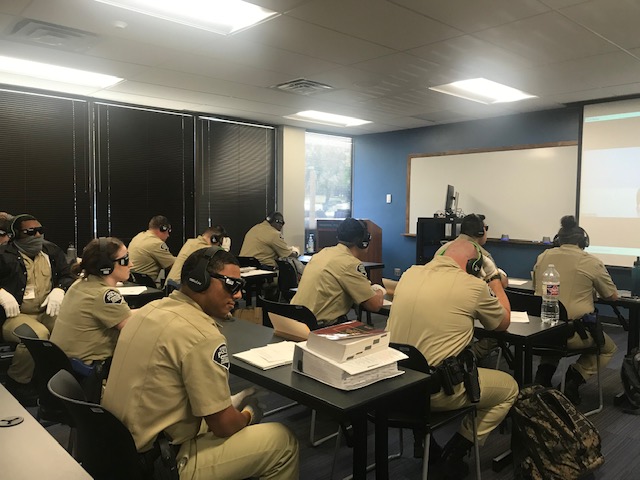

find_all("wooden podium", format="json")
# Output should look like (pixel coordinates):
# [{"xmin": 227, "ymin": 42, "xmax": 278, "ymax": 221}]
[{"xmin": 316, "ymin": 219, "xmax": 383, "ymax": 285}]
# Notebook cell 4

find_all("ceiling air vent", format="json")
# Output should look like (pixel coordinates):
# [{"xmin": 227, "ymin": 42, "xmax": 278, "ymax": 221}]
[
  {"xmin": 273, "ymin": 78, "xmax": 334, "ymax": 96},
  {"xmin": 9, "ymin": 19, "xmax": 99, "ymax": 52}
]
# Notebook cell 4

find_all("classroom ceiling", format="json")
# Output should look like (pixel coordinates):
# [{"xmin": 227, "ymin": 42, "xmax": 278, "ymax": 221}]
[{"xmin": 1, "ymin": 0, "xmax": 640, "ymax": 135}]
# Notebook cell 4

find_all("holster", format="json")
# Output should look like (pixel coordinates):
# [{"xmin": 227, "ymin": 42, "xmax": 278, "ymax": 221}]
[
  {"xmin": 436, "ymin": 356, "xmax": 464, "ymax": 395},
  {"xmin": 435, "ymin": 349, "xmax": 481, "ymax": 403},
  {"xmin": 577, "ymin": 312, "xmax": 604, "ymax": 349}
]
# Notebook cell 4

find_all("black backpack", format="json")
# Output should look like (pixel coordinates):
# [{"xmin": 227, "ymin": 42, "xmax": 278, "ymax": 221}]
[
  {"xmin": 511, "ymin": 385, "xmax": 604, "ymax": 479},
  {"xmin": 621, "ymin": 348, "xmax": 640, "ymax": 409}
]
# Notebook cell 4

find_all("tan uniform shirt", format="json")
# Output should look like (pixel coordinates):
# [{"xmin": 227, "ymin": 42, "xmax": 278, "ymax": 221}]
[
  {"xmin": 102, "ymin": 291, "xmax": 231, "ymax": 452},
  {"xmin": 129, "ymin": 230, "xmax": 176, "ymax": 279},
  {"xmin": 20, "ymin": 252, "xmax": 52, "ymax": 314},
  {"xmin": 50, "ymin": 275, "xmax": 130, "ymax": 362},
  {"xmin": 386, "ymin": 256, "xmax": 504, "ymax": 367},
  {"xmin": 533, "ymin": 244, "xmax": 617, "ymax": 320},
  {"xmin": 166, "ymin": 236, "xmax": 210, "ymax": 283},
  {"xmin": 290, "ymin": 244, "xmax": 374, "ymax": 324},
  {"xmin": 239, "ymin": 221, "xmax": 293, "ymax": 267}
]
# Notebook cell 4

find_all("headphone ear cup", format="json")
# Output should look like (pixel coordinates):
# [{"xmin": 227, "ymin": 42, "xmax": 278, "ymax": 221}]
[
  {"xmin": 185, "ymin": 247, "xmax": 223, "ymax": 292},
  {"xmin": 97, "ymin": 238, "xmax": 114, "ymax": 276},
  {"xmin": 581, "ymin": 230, "xmax": 589, "ymax": 249},
  {"xmin": 466, "ymin": 243, "xmax": 483, "ymax": 276}
]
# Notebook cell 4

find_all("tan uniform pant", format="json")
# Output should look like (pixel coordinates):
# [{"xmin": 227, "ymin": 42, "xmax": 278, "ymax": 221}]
[
  {"xmin": 430, "ymin": 368, "xmax": 518, "ymax": 445},
  {"xmin": 540, "ymin": 330, "xmax": 617, "ymax": 380},
  {"xmin": 2, "ymin": 312, "xmax": 55, "ymax": 384},
  {"xmin": 177, "ymin": 422, "xmax": 299, "ymax": 480},
  {"xmin": 470, "ymin": 337, "xmax": 500, "ymax": 361}
]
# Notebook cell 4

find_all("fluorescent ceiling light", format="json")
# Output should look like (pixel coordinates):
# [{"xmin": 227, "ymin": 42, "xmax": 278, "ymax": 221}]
[
  {"xmin": 0, "ymin": 56, "xmax": 123, "ymax": 88},
  {"xmin": 429, "ymin": 78, "xmax": 536, "ymax": 104},
  {"xmin": 284, "ymin": 110, "xmax": 371, "ymax": 127},
  {"xmin": 95, "ymin": 0, "xmax": 278, "ymax": 35}
]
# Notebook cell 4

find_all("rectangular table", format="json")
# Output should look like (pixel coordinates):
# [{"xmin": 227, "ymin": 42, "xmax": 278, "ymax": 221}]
[
  {"xmin": 241, "ymin": 269, "xmax": 277, "ymax": 306},
  {"xmin": 0, "ymin": 384, "xmax": 91, "ymax": 479},
  {"xmin": 221, "ymin": 318, "xmax": 430, "ymax": 480}
]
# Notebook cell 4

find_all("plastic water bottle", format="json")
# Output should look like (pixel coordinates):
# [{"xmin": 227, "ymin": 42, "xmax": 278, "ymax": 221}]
[
  {"xmin": 307, "ymin": 234, "xmax": 315, "ymax": 253},
  {"xmin": 66, "ymin": 243, "xmax": 77, "ymax": 264},
  {"xmin": 632, "ymin": 256, "xmax": 640, "ymax": 297},
  {"xmin": 541, "ymin": 264, "xmax": 560, "ymax": 324}
]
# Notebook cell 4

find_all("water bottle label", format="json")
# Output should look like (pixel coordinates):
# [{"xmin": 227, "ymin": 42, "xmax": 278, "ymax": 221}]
[{"xmin": 544, "ymin": 283, "xmax": 559, "ymax": 297}]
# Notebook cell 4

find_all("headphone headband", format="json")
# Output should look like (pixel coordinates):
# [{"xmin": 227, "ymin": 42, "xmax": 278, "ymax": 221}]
[{"xmin": 185, "ymin": 246, "xmax": 225, "ymax": 293}]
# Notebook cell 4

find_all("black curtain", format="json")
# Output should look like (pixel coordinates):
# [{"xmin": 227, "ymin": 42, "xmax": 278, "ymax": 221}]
[
  {"xmin": 196, "ymin": 119, "xmax": 276, "ymax": 255},
  {"xmin": 0, "ymin": 88, "xmax": 90, "ymax": 250}
]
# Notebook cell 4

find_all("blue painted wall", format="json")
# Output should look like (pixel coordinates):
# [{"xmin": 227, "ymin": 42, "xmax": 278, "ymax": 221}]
[{"xmin": 352, "ymin": 107, "xmax": 583, "ymax": 280}]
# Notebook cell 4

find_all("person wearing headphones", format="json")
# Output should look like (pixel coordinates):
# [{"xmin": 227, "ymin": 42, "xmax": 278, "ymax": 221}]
[
  {"xmin": 50, "ymin": 237, "xmax": 134, "ymax": 364},
  {"xmin": 0, "ymin": 214, "xmax": 75, "ymax": 405},
  {"xmin": 166, "ymin": 225, "xmax": 231, "ymax": 284},
  {"xmin": 386, "ymin": 239, "xmax": 516, "ymax": 479},
  {"xmin": 102, "ymin": 247, "xmax": 299, "ymax": 480},
  {"xmin": 0, "ymin": 212, "xmax": 13, "ymax": 246},
  {"xmin": 128, "ymin": 215, "xmax": 176, "ymax": 284},
  {"xmin": 436, "ymin": 213, "xmax": 508, "ymax": 362},
  {"xmin": 291, "ymin": 217, "xmax": 384, "ymax": 325},
  {"xmin": 532, "ymin": 215, "xmax": 619, "ymax": 404},
  {"xmin": 239, "ymin": 212, "xmax": 299, "ymax": 269}
]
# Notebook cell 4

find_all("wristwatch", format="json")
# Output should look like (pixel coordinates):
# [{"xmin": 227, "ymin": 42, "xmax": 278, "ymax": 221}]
[{"xmin": 487, "ymin": 274, "xmax": 502, "ymax": 283}]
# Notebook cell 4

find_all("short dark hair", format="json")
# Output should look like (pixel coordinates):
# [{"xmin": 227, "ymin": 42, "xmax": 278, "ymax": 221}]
[
  {"xmin": 337, "ymin": 217, "xmax": 367, "ymax": 245},
  {"xmin": 180, "ymin": 247, "xmax": 239, "ymax": 286},
  {"xmin": 74, "ymin": 237, "xmax": 124, "ymax": 276},
  {"xmin": 149, "ymin": 215, "xmax": 171, "ymax": 230},
  {"xmin": 460, "ymin": 214, "xmax": 486, "ymax": 238},
  {"xmin": 267, "ymin": 212, "xmax": 284, "ymax": 224}
]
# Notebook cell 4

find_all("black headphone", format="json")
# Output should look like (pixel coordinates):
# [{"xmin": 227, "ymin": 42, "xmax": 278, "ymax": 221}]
[
  {"xmin": 185, "ymin": 246, "xmax": 225, "ymax": 293},
  {"xmin": 356, "ymin": 220, "xmax": 371, "ymax": 249},
  {"xmin": 211, "ymin": 226, "xmax": 228, "ymax": 245},
  {"xmin": 579, "ymin": 228, "xmax": 590, "ymax": 249},
  {"xmin": 9, "ymin": 214, "xmax": 34, "ymax": 238},
  {"xmin": 439, "ymin": 241, "xmax": 483, "ymax": 277},
  {"xmin": 159, "ymin": 224, "xmax": 171, "ymax": 232},
  {"xmin": 461, "ymin": 214, "xmax": 486, "ymax": 237},
  {"xmin": 97, "ymin": 237, "xmax": 115, "ymax": 276}
]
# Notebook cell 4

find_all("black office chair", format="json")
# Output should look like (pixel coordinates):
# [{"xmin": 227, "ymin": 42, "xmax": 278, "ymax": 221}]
[
  {"xmin": 129, "ymin": 271, "xmax": 157, "ymax": 288},
  {"xmin": 260, "ymin": 297, "xmax": 319, "ymax": 331},
  {"xmin": 164, "ymin": 279, "xmax": 180, "ymax": 296},
  {"xmin": 48, "ymin": 370, "xmax": 179, "ymax": 480},
  {"xmin": 237, "ymin": 256, "xmax": 261, "ymax": 269},
  {"xmin": 275, "ymin": 259, "xmax": 299, "ymax": 302},
  {"xmin": 13, "ymin": 323, "xmax": 75, "ymax": 451},
  {"xmin": 331, "ymin": 343, "xmax": 481, "ymax": 480}
]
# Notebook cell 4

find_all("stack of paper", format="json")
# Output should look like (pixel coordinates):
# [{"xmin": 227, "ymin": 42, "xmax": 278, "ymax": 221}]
[{"xmin": 233, "ymin": 341, "xmax": 296, "ymax": 369}]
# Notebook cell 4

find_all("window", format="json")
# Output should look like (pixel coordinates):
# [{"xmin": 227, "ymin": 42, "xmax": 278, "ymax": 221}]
[{"xmin": 304, "ymin": 132, "xmax": 352, "ymax": 236}]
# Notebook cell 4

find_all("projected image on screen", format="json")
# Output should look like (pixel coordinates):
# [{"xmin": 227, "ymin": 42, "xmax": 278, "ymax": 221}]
[{"xmin": 580, "ymin": 100, "xmax": 640, "ymax": 267}]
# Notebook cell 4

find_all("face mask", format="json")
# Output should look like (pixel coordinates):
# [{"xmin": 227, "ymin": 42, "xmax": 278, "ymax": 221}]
[{"xmin": 15, "ymin": 236, "xmax": 44, "ymax": 258}]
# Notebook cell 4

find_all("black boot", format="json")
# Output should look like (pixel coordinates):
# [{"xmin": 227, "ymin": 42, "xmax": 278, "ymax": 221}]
[
  {"xmin": 441, "ymin": 432, "xmax": 474, "ymax": 479},
  {"xmin": 563, "ymin": 365, "xmax": 586, "ymax": 406},
  {"xmin": 534, "ymin": 364, "xmax": 556, "ymax": 387}
]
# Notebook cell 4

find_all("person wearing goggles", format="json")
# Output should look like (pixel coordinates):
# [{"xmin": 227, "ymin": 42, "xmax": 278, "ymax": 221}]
[
  {"xmin": 128, "ymin": 215, "xmax": 176, "ymax": 286},
  {"xmin": 0, "ymin": 214, "xmax": 75, "ymax": 406},
  {"xmin": 51, "ymin": 237, "xmax": 135, "ymax": 367},
  {"xmin": 102, "ymin": 247, "xmax": 299, "ymax": 480},
  {"xmin": 0, "ymin": 212, "xmax": 13, "ymax": 246}
]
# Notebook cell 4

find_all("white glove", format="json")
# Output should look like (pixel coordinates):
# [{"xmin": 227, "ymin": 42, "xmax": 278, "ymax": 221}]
[
  {"xmin": 371, "ymin": 284, "xmax": 387, "ymax": 296},
  {"xmin": 0, "ymin": 288, "xmax": 20, "ymax": 318},
  {"xmin": 480, "ymin": 255, "xmax": 500, "ymax": 282},
  {"xmin": 41, "ymin": 287, "xmax": 65, "ymax": 317},
  {"xmin": 242, "ymin": 396, "xmax": 264, "ymax": 425},
  {"xmin": 290, "ymin": 246, "xmax": 300, "ymax": 257},
  {"xmin": 231, "ymin": 387, "xmax": 256, "ymax": 410},
  {"xmin": 221, "ymin": 237, "xmax": 232, "ymax": 252}
]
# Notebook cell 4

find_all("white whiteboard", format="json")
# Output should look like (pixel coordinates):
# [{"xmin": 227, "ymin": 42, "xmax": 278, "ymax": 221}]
[{"xmin": 407, "ymin": 143, "xmax": 578, "ymax": 241}]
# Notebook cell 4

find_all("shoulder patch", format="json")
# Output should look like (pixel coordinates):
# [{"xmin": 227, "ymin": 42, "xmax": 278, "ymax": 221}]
[
  {"xmin": 357, "ymin": 264, "xmax": 367, "ymax": 276},
  {"xmin": 104, "ymin": 289, "xmax": 123, "ymax": 304},
  {"xmin": 212, "ymin": 344, "xmax": 230, "ymax": 370},
  {"xmin": 161, "ymin": 242, "xmax": 169, "ymax": 251}
]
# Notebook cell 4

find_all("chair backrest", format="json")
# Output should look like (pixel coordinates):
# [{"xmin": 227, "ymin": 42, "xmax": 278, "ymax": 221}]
[
  {"xmin": 389, "ymin": 343, "xmax": 431, "ymax": 374},
  {"xmin": 48, "ymin": 370, "xmax": 145, "ymax": 480},
  {"xmin": 14, "ymin": 324, "xmax": 74, "ymax": 415},
  {"xmin": 506, "ymin": 290, "xmax": 568, "ymax": 321},
  {"xmin": 260, "ymin": 296, "xmax": 319, "ymax": 330},
  {"xmin": 128, "ymin": 271, "xmax": 157, "ymax": 288},
  {"xmin": 237, "ymin": 256, "xmax": 261, "ymax": 269},
  {"xmin": 275, "ymin": 259, "xmax": 299, "ymax": 300}
]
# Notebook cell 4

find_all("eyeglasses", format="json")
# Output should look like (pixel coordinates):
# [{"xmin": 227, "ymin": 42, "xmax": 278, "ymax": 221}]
[
  {"xmin": 484, "ymin": 225, "xmax": 489, "ymax": 232},
  {"xmin": 0, "ymin": 230, "xmax": 7, "ymax": 237},
  {"xmin": 210, "ymin": 273, "xmax": 246, "ymax": 295},
  {"xmin": 274, "ymin": 219, "xmax": 285, "ymax": 226},
  {"xmin": 114, "ymin": 253, "xmax": 130, "ymax": 266},
  {"xmin": 21, "ymin": 226, "xmax": 45, "ymax": 236}
]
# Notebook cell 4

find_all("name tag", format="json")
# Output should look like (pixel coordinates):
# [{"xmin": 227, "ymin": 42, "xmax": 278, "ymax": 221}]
[{"xmin": 23, "ymin": 286, "xmax": 36, "ymax": 300}]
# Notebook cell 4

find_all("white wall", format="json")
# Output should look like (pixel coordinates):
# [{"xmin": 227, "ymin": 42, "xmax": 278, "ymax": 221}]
[{"xmin": 278, "ymin": 126, "xmax": 306, "ymax": 252}]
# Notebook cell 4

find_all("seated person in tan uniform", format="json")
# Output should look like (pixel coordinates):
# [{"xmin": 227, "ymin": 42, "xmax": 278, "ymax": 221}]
[
  {"xmin": 436, "ymin": 213, "xmax": 508, "ymax": 362},
  {"xmin": 239, "ymin": 212, "xmax": 299, "ymax": 268},
  {"xmin": 128, "ymin": 215, "xmax": 176, "ymax": 284},
  {"xmin": 167, "ymin": 225, "xmax": 230, "ymax": 284},
  {"xmin": 387, "ymin": 239, "xmax": 518, "ymax": 479},
  {"xmin": 0, "ymin": 214, "xmax": 75, "ymax": 405},
  {"xmin": 102, "ymin": 247, "xmax": 299, "ymax": 480},
  {"xmin": 291, "ymin": 218, "xmax": 384, "ymax": 325},
  {"xmin": 533, "ymin": 215, "xmax": 618, "ymax": 405},
  {"xmin": 51, "ymin": 237, "xmax": 134, "ymax": 364}
]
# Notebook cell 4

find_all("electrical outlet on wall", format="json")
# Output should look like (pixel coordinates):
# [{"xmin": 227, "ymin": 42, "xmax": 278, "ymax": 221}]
[{"xmin": 394, "ymin": 268, "xmax": 401, "ymax": 277}]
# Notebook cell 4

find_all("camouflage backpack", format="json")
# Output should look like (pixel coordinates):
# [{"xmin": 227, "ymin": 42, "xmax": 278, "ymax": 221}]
[{"xmin": 511, "ymin": 385, "xmax": 604, "ymax": 480}]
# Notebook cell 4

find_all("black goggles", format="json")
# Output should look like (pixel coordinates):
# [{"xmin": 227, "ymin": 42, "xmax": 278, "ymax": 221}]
[
  {"xmin": 21, "ymin": 226, "xmax": 45, "ymax": 236},
  {"xmin": 210, "ymin": 273, "xmax": 246, "ymax": 295},
  {"xmin": 114, "ymin": 253, "xmax": 130, "ymax": 266},
  {"xmin": 0, "ymin": 230, "xmax": 7, "ymax": 236}
]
